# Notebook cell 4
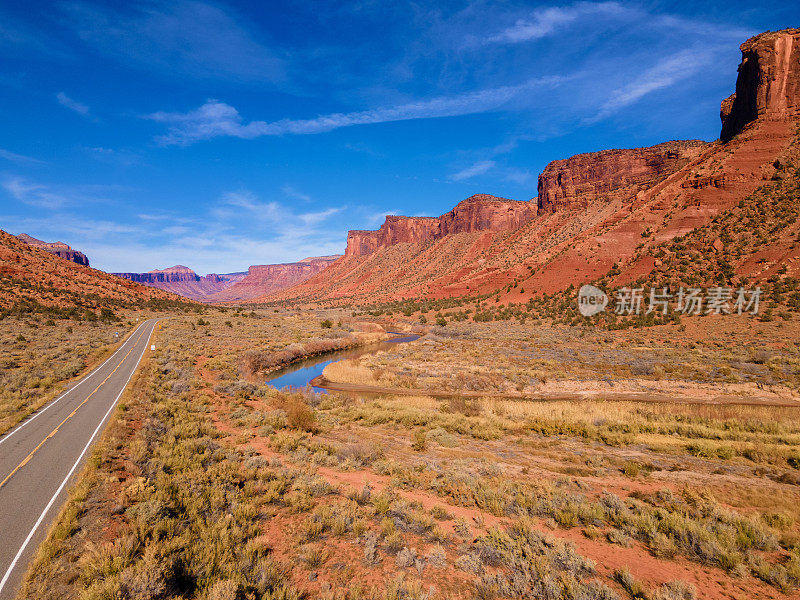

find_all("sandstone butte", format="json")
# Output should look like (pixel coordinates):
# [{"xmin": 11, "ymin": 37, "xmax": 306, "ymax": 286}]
[
  {"xmin": 16, "ymin": 233, "xmax": 90, "ymax": 267},
  {"xmin": 264, "ymin": 28, "xmax": 800, "ymax": 305}
]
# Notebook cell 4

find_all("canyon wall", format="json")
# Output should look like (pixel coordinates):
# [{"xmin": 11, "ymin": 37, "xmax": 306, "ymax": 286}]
[
  {"xmin": 721, "ymin": 29, "xmax": 800, "ymax": 141},
  {"xmin": 208, "ymin": 256, "xmax": 341, "ymax": 301},
  {"xmin": 114, "ymin": 265, "xmax": 201, "ymax": 284},
  {"xmin": 113, "ymin": 266, "xmax": 247, "ymax": 301},
  {"xmin": 536, "ymin": 140, "xmax": 708, "ymax": 213},
  {"xmin": 344, "ymin": 195, "xmax": 537, "ymax": 257},
  {"xmin": 16, "ymin": 234, "xmax": 90, "ymax": 266}
]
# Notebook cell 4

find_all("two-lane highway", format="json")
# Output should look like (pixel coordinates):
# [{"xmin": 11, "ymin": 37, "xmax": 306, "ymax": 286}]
[{"xmin": 0, "ymin": 318, "xmax": 158, "ymax": 599}]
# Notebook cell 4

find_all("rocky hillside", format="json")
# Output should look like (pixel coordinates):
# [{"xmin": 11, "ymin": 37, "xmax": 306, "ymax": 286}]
[
  {"xmin": 113, "ymin": 266, "xmax": 247, "ymax": 301},
  {"xmin": 270, "ymin": 28, "xmax": 800, "ymax": 306},
  {"xmin": 16, "ymin": 234, "xmax": 90, "ymax": 266},
  {"xmin": 0, "ymin": 228, "xmax": 187, "ymax": 316}
]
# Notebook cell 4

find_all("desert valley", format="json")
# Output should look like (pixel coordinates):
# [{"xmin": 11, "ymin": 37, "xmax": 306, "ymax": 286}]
[{"xmin": 1, "ymin": 10, "xmax": 800, "ymax": 600}]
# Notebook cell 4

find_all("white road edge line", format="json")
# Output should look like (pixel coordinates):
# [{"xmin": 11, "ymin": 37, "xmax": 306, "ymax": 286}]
[
  {"xmin": 0, "ymin": 320, "xmax": 155, "ymax": 596},
  {"xmin": 0, "ymin": 320, "xmax": 150, "ymax": 448}
]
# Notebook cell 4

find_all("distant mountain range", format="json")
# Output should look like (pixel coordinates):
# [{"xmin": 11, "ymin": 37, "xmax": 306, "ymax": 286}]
[{"xmin": 112, "ymin": 256, "xmax": 341, "ymax": 302}]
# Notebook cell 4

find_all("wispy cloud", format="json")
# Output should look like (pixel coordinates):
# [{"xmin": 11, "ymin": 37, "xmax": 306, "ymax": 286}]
[
  {"xmin": 281, "ymin": 184, "xmax": 311, "ymax": 203},
  {"xmin": 2, "ymin": 175, "xmax": 126, "ymax": 209},
  {"xmin": 450, "ymin": 160, "xmax": 495, "ymax": 181},
  {"xmin": 63, "ymin": 0, "xmax": 285, "ymax": 83},
  {"xmin": 503, "ymin": 168, "xmax": 534, "ymax": 186},
  {"xmin": 3, "ymin": 177, "xmax": 67, "ymax": 208},
  {"xmin": 56, "ymin": 92, "xmax": 90, "ymax": 115},
  {"xmin": 487, "ymin": 2, "xmax": 627, "ymax": 44},
  {"xmin": 148, "ymin": 75, "xmax": 564, "ymax": 145},
  {"xmin": 591, "ymin": 49, "xmax": 714, "ymax": 122},
  {"xmin": 0, "ymin": 148, "xmax": 44, "ymax": 164}
]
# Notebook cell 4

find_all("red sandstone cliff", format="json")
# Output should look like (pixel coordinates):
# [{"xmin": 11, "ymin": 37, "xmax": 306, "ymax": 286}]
[
  {"xmin": 344, "ymin": 194, "xmax": 537, "ymax": 257},
  {"xmin": 16, "ymin": 233, "xmax": 90, "ymax": 267},
  {"xmin": 721, "ymin": 28, "xmax": 800, "ymax": 141},
  {"xmin": 271, "ymin": 28, "xmax": 800, "ymax": 305},
  {"xmin": 114, "ymin": 265, "xmax": 201, "ymax": 284},
  {"xmin": 113, "ymin": 266, "xmax": 247, "ymax": 301},
  {"xmin": 536, "ymin": 141, "xmax": 708, "ymax": 213},
  {"xmin": 208, "ymin": 256, "xmax": 341, "ymax": 302}
]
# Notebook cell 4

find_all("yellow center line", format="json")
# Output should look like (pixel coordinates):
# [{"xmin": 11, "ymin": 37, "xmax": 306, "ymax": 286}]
[{"xmin": 0, "ymin": 326, "xmax": 148, "ymax": 491}]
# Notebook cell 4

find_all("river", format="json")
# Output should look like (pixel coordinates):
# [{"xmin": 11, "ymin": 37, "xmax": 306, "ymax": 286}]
[{"xmin": 265, "ymin": 333, "xmax": 419, "ymax": 392}]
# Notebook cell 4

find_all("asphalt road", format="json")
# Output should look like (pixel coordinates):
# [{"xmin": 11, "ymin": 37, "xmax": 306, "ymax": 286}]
[{"xmin": 0, "ymin": 318, "xmax": 157, "ymax": 599}]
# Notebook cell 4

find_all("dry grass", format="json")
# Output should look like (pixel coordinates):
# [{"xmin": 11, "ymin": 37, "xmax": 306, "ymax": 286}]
[{"xmin": 19, "ymin": 309, "xmax": 800, "ymax": 600}]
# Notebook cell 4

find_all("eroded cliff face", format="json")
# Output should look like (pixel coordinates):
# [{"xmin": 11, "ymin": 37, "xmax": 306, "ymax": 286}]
[
  {"xmin": 536, "ymin": 141, "xmax": 708, "ymax": 213},
  {"xmin": 112, "ymin": 266, "xmax": 248, "ymax": 301},
  {"xmin": 721, "ymin": 29, "xmax": 800, "ymax": 141},
  {"xmin": 438, "ymin": 194, "xmax": 538, "ymax": 236},
  {"xmin": 208, "ymin": 256, "xmax": 341, "ymax": 301},
  {"xmin": 344, "ymin": 195, "xmax": 537, "ymax": 257},
  {"xmin": 114, "ymin": 265, "xmax": 200, "ymax": 283},
  {"xmin": 16, "ymin": 234, "xmax": 90, "ymax": 266}
]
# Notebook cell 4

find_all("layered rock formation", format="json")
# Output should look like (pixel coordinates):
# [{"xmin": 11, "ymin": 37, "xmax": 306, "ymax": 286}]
[
  {"xmin": 113, "ymin": 266, "xmax": 247, "ymax": 301},
  {"xmin": 344, "ymin": 195, "xmax": 537, "ymax": 257},
  {"xmin": 208, "ymin": 256, "xmax": 341, "ymax": 302},
  {"xmin": 112, "ymin": 257, "xmax": 341, "ymax": 302},
  {"xmin": 270, "ymin": 29, "xmax": 800, "ymax": 305},
  {"xmin": 721, "ymin": 28, "xmax": 800, "ymax": 141},
  {"xmin": 16, "ymin": 234, "xmax": 90, "ymax": 266},
  {"xmin": 536, "ymin": 141, "xmax": 708, "ymax": 213},
  {"xmin": 114, "ymin": 265, "xmax": 201, "ymax": 284}
]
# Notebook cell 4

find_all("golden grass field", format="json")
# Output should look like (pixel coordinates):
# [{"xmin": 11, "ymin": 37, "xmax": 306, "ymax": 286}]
[{"xmin": 12, "ymin": 308, "xmax": 800, "ymax": 600}]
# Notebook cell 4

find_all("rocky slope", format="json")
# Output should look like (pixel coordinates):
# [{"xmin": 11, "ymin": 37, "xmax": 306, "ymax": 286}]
[
  {"xmin": 0, "ymin": 229, "xmax": 182, "ymax": 312},
  {"xmin": 16, "ymin": 234, "xmax": 90, "ymax": 266},
  {"xmin": 268, "ymin": 28, "xmax": 800, "ymax": 305}
]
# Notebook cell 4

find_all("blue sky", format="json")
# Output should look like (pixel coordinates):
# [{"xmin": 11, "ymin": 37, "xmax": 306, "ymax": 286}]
[{"xmin": 0, "ymin": 1, "xmax": 796, "ymax": 274}]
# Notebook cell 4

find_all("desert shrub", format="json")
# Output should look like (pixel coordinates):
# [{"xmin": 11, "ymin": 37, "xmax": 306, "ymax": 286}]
[
  {"xmin": 614, "ymin": 568, "xmax": 647, "ymax": 599},
  {"xmin": 284, "ymin": 397, "xmax": 318, "ymax": 433},
  {"xmin": 411, "ymin": 429, "xmax": 427, "ymax": 451},
  {"xmin": 651, "ymin": 580, "xmax": 697, "ymax": 600}
]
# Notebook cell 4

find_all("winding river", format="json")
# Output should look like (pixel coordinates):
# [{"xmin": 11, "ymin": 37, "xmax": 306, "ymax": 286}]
[{"xmin": 265, "ymin": 333, "xmax": 419, "ymax": 392}]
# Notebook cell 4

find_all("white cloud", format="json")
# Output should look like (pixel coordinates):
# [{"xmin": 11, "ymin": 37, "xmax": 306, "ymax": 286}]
[
  {"xmin": 2, "ymin": 176, "xmax": 128, "ymax": 209},
  {"xmin": 0, "ymin": 148, "xmax": 44, "ymax": 164},
  {"xmin": 3, "ymin": 176, "xmax": 68, "ymax": 208},
  {"xmin": 450, "ymin": 160, "xmax": 495, "ymax": 181},
  {"xmin": 64, "ymin": 0, "xmax": 285, "ymax": 83},
  {"xmin": 592, "ymin": 49, "xmax": 714, "ymax": 121},
  {"xmin": 488, "ymin": 2, "xmax": 627, "ymax": 44},
  {"xmin": 503, "ymin": 168, "xmax": 534, "ymax": 186},
  {"xmin": 147, "ymin": 75, "xmax": 564, "ymax": 145},
  {"xmin": 281, "ymin": 184, "xmax": 311, "ymax": 203},
  {"xmin": 57, "ymin": 91, "xmax": 90, "ymax": 115}
]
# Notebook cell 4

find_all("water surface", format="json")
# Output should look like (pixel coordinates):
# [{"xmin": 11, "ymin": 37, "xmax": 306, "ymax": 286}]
[{"xmin": 265, "ymin": 333, "xmax": 418, "ymax": 392}]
